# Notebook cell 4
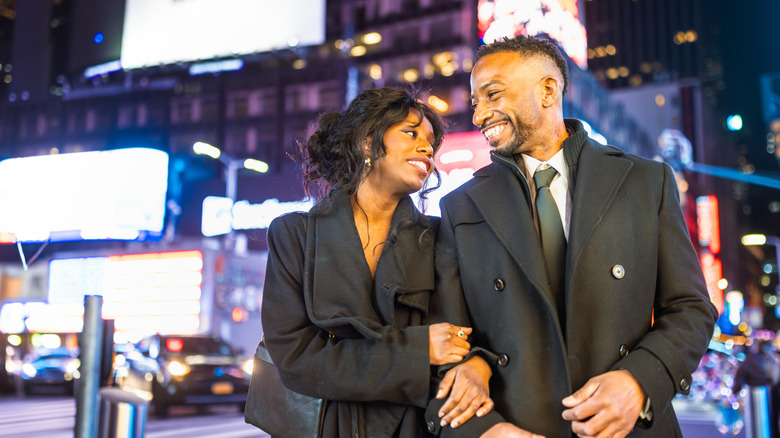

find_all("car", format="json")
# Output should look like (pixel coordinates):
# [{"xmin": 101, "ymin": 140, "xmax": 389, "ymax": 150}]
[
  {"xmin": 19, "ymin": 347, "xmax": 80, "ymax": 395},
  {"xmin": 113, "ymin": 334, "xmax": 251, "ymax": 416}
]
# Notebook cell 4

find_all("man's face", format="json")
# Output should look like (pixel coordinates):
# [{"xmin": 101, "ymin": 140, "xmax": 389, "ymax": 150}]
[{"xmin": 470, "ymin": 52, "xmax": 545, "ymax": 157}]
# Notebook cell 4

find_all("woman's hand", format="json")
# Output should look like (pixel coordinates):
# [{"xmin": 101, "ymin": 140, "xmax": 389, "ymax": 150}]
[
  {"xmin": 429, "ymin": 323, "xmax": 471, "ymax": 365},
  {"xmin": 436, "ymin": 356, "xmax": 494, "ymax": 428}
]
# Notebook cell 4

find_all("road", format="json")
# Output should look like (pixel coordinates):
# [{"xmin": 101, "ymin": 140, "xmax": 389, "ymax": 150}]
[
  {"xmin": 0, "ymin": 395, "xmax": 268, "ymax": 438},
  {"xmin": 0, "ymin": 394, "xmax": 745, "ymax": 437}
]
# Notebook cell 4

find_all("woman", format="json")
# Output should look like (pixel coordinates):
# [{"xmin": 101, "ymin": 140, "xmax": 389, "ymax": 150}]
[{"xmin": 261, "ymin": 88, "xmax": 492, "ymax": 437}]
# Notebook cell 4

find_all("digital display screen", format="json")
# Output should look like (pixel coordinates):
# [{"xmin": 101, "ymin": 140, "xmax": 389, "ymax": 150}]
[
  {"xmin": 120, "ymin": 0, "xmax": 326, "ymax": 69},
  {"xmin": 0, "ymin": 148, "xmax": 168, "ymax": 243}
]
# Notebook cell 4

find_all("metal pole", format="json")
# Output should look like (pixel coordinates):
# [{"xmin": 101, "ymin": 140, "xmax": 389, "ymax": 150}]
[{"xmin": 75, "ymin": 295, "xmax": 104, "ymax": 438}]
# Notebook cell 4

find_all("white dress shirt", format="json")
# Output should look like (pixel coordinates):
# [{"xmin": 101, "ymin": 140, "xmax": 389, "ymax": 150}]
[{"xmin": 521, "ymin": 150, "xmax": 571, "ymax": 240}]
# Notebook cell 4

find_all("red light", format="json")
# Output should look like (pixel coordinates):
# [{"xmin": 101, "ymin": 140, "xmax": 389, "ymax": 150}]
[{"xmin": 166, "ymin": 338, "xmax": 183, "ymax": 352}]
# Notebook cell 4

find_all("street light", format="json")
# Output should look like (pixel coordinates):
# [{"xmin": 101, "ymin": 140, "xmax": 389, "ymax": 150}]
[{"xmin": 192, "ymin": 142, "xmax": 268, "ymax": 203}]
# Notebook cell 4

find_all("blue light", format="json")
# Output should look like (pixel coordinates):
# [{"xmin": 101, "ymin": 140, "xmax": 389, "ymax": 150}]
[
  {"xmin": 726, "ymin": 114, "xmax": 743, "ymax": 131},
  {"xmin": 94, "ymin": 33, "xmax": 104, "ymax": 44}
]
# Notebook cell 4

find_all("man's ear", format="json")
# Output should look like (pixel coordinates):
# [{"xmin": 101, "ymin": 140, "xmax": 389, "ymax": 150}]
[{"xmin": 540, "ymin": 76, "xmax": 561, "ymax": 108}]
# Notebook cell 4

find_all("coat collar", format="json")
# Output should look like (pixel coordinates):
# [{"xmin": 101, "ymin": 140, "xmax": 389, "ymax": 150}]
[
  {"xmin": 465, "ymin": 120, "xmax": 632, "ymax": 330},
  {"xmin": 304, "ymin": 189, "xmax": 433, "ymax": 339}
]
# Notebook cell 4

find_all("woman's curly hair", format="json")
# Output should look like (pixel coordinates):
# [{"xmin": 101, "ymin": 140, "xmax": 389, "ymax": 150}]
[{"xmin": 298, "ymin": 87, "xmax": 446, "ymax": 202}]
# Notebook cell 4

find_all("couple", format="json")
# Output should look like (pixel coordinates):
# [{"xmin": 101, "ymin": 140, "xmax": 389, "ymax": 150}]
[{"xmin": 260, "ymin": 35, "xmax": 718, "ymax": 438}]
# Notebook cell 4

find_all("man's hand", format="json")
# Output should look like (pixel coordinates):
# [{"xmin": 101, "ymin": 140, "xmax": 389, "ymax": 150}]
[
  {"xmin": 480, "ymin": 422, "xmax": 545, "ymax": 438},
  {"xmin": 436, "ymin": 356, "xmax": 494, "ymax": 428},
  {"xmin": 561, "ymin": 370, "xmax": 645, "ymax": 438}
]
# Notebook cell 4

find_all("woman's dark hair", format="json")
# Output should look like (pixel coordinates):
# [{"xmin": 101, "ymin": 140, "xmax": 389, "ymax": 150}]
[{"xmin": 298, "ymin": 87, "xmax": 445, "ymax": 202}]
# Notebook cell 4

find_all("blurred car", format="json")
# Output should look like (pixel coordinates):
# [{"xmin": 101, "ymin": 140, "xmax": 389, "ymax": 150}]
[
  {"xmin": 113, "ymin": 334, "xmax": 251, "ymax": 416},
  {"xmin": 19, "ymin": 347, "xmax": 80, "ymax": 395}
]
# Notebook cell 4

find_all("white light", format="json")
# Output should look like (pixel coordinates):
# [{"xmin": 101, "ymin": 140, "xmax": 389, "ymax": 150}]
[
  {"xmin": 188, "ymin": 59, "xmax": 244, "ymax": 76},
  {"xmin": 167, "ymin": 360, "xmax": 190, "ymax": 377},
  {"xmin": 741, "ymin": 234, "xmax": 767, "ymax": 246},
  {"xmin": 243, "ymin": 158, "xmax": 269, "ymax": 173},
  {"xmin": 439, "ymin": 149, "xmax": 474, "ymax": 164},
  {"xmin": 242, "ymin": 359, "xmax": 253, "ymax": 375},
  {"xmin": 193, "ymin": 142, "xmax": 221, "ymax": 159}
]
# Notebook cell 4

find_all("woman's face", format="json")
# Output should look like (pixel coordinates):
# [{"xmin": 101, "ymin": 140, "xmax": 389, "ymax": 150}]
[{"xmin": 367, "ymin": 110, "xmax": 436, "ymax": 197}]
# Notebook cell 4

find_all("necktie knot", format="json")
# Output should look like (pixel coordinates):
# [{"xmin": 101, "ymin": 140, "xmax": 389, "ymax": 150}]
[{"xmin": 534, "ymin": 166, "xmax": 558, "ymax": 189}]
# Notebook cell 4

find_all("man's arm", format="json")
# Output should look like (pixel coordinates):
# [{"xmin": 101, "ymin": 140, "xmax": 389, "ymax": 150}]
[
  {"xmin": 562, "ymin": 162, "xmax": 718, "ymax": 436},
  {"xmin": 424, "ymin": 199, "xmax": 506, "ymax": 437}
]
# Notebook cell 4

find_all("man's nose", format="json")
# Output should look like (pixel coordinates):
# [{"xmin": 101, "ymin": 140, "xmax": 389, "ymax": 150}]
[{"xmin": 472, "ymin": 104, "xmax": 492, "ymax": 127}]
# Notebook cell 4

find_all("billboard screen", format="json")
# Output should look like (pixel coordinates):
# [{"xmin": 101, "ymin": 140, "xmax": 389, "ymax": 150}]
[
  {"xmin": 120, "ymin": 0, "xmax": 326, "ymax": 69},
  {"xmin": 477, "ymin": 0, "xmax": 588, "ymax": 68},
  {"xmin": 0, "ymin": 148, "xmax": 168, "ymax": 244}
]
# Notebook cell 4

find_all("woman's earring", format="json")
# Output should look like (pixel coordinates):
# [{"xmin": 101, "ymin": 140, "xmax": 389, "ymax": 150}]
[{"xmin": 364, "ymin": 156, "xmax": 372, "ymax": 168}]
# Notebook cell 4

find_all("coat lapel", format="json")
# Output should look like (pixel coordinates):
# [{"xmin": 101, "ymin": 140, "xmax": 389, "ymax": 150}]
[
  {"xmin": 466, "ymin": 164, "xmax": 559, "ymax": 314},
  {"xmin": 567, "ymin": 140, "xmax": 633, "ymax": 282}
]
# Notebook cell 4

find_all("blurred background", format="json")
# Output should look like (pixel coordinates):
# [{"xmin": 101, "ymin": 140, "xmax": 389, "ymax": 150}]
[{"xmin": 0, "ymin": 0, "xmax": 778, "ymax": 436}]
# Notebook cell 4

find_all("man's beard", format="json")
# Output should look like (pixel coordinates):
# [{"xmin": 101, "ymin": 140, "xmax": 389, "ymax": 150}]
[{"xmin": 493, "ymin": 119, "xmax": 529, "ymax": 158}]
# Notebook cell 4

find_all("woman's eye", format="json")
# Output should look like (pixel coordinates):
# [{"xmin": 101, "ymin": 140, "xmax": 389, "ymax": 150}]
[{"xmin": 403, "ymin": 130, "xmax": 417, "ymax": 138}]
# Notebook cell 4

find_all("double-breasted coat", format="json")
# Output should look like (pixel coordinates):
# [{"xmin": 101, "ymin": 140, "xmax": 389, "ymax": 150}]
[
  {"xmin": 425, "ymin": 119, "xmax": 718, "ymax": 438},
  {"xmin": 262, "ymin": 190, "xmax": 438, "ymax": 438}
]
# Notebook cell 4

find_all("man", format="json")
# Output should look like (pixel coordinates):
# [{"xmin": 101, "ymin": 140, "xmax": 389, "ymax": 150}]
[{"xmin": 425, "ymin": 35, "xmax": 718, "ymax": 437}]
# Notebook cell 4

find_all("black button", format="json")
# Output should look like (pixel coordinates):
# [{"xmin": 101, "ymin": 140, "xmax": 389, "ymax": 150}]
[
  {"xmin": 619, "ymin": 344, "xmax": 629, "ymax": 358},
  {"xmin": 497, "ymin": 353, "xmax": 510, "ymax": 367},
  {"xmin": 427, "ymin": 420, "xmax": 436, "ymax": 432},
  {"xmin": 680, "ymin": 378, "xmax": 690, "ymax": 391},
  {"xmin": 493, "ymin": 278, "xmax": 505, "ymax": 291}
]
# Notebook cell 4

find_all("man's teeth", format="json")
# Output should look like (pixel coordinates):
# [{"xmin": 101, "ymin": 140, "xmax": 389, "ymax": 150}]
[
  {"xmin": 484, "ymin": 124, "xmax": 505, "ymax": 138},
  {"xmin": 409, "ymin": 161, "xmax": 427, "ymax": 172}
]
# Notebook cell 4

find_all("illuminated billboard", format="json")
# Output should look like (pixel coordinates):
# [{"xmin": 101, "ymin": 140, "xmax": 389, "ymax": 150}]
[
  {"xmin": 47, "ymin": 251, "xmax": 204, "ymax": 340},
  {"xmin": 477, "ymin": 0, "xmax": 588, "ymax": 68},
  {"xmin": 120, "ymin": 0, "xmax": 326, "ymax": 69},
  {"xmin": 0, "ymin": 148, "xmax": 168, "ymax": 244}
]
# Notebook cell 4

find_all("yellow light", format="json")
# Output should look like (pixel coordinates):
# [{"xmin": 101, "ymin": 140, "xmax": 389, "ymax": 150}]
[
  {"xmin": 605, "ymin": 44, "xmax": 617, "ymax": 55},
  {"xmin": 242, "ymin": 359, "xmax": 253, "ymax": 375},
  {"xmin": 440, "ymin": 65, "xmax": 456, "ymax": 77},
  {"xmin": 292, "ymin": 59, "xmax": 306, "ymax": 70},
  {"xmin": 619, "ymin": 67, "xmax": 629, "ymax": 77},
  {"xmin": 368, "ymin": 64, "xmax": 382, "ymax": 80},
  {"xmin": 595, "ymin": 47, "xmax": 606, "ymax": 58},
  {"xmin": 427, "ymin": 95, "xmax": 449, "ymax": 113},
  {"xmin": 167, "ymin": 360, "xmax": 190, "ymax": 377},
  {"xmin": 742, "ymin": 234, "xmax": 768, "ymax": 246},
  {"xmin": 349, "ymin": 46, "xmax": 366, "ymax": 57},
  {"xmin": 717, "ymin": 278, "xmax": 728, "ymax": 290},
  {"xmin": 606, "ymin": 68, "xmax": 619, "ymax": 80},
  {"xmin": 738, "ymin": 322, "xmax": 749, "ymax": 332},
  {"xmin": 685, "ymin": 30, "xmax": 698, "ymax": 42},
  {"xmin": 402, "ymin": 69, "xmax": 419, "ymax": 83},
  {"xmin": 243, "ymin": 158, "xmax": 269, "ymax": 173},
  {"xmin": 587, "ymin": 48, "xmax": 595, "ymax": 59},
  {"xmin": 362, "ymin": 32, "xmax": 382, "ymax": 45},
  {"xmin": 7, "ymin": 335, "xmax": 21, "ymax": 346},
  {"xmin": 655, "ymin": 94, "xmax": 666, "ymax": 107},
  {"xmin": 193, "ymin": 142, "xmax": 221, "ymax": 160}
]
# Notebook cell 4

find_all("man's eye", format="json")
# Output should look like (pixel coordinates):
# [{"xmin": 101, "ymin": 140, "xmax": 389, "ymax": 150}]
[{"xmin": 487, "ymin": 91, "xmax": 499, "ymax": 100}]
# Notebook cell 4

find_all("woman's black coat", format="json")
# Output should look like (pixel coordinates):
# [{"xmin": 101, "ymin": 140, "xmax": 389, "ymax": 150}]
[{"xmin": 262, "ymin": 190, "xmax": 437, "ymax": 438}]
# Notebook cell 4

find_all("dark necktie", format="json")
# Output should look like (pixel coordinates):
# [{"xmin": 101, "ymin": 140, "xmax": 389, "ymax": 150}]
[{"xmin": 533, "ymin": 166, "xmax": 566, "ymax": 322}]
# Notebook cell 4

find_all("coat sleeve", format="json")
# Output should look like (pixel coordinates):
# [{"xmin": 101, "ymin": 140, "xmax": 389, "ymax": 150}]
[
  {"xmin": 611, "ymin": 163, "xmax": 718, "ymax": 422},
  {"xmin": 424, "ymin": 199, "xmax": 507, "ymax": 437},
  {"xmin": 260, "ymin": 214, "xmax": 431, "ymax": 407}
]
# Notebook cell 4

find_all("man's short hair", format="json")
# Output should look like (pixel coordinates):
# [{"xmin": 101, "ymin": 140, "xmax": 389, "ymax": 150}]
[{"xmin": 476, "ymin": 35, "xmax": 569, "ymax": 97}]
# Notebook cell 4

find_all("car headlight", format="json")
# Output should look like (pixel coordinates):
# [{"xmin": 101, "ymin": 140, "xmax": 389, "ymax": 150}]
[
  {"xmin": 242, "ymin": 358, "xmax": 253, "ymax": 375},
  {"xmin": 22, "ymin": 363, "xmax": 37, "ymax": 378},
  {"xmin": 167, "ymin": 360, "xmax": 190, "ymax": 377}
]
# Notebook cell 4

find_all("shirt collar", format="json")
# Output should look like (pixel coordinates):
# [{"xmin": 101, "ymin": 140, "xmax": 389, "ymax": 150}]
[{"xmin": 521, "ymin": 148, "xmax": 568, "ymax": 184}]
